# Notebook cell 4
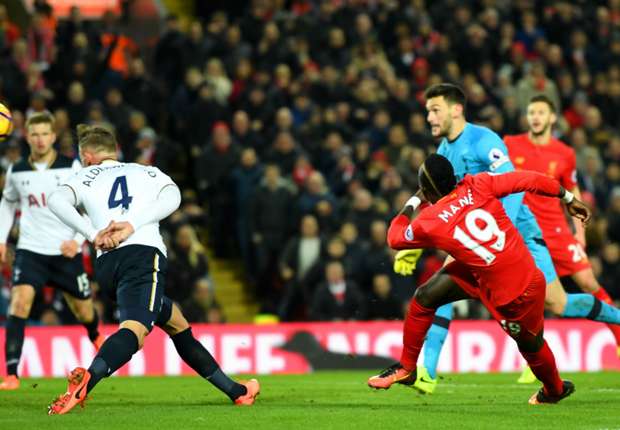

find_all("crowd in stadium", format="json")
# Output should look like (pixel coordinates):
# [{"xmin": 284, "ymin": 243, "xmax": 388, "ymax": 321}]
[{"xmin": 1, "ymin": 0, "xmax": 620, "ymax": 324}]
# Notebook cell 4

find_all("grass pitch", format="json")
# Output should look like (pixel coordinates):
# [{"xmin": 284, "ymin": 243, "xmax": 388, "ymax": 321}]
[{"xmin": 0, "ymin": 372, "xmax": 619, "ymax": 430}]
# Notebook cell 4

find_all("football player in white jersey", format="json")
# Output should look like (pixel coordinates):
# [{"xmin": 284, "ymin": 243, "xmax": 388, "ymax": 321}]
[
  {"xmin": 46, "ymin": 125, "xmax": 259, "ymax": 415},
  {"xmin": 0, "ymin": 113, "xmax": 103, "ymax": 391}
]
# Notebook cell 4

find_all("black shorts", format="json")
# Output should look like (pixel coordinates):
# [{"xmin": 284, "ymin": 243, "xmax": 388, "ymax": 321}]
[
  {"xmin": 96, "ymin": 245, "xmax": 167, "ymax": 330},
  {"xmin": 13, "ymin": 249, "xmax": 91, "ymax": 299}
]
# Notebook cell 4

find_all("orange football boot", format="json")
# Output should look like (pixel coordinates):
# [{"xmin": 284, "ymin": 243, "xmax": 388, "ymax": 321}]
[
  {"xmin": 0, "ymin": 375, "xmax": 20, "ymax": 390},
  {"xmin": 528, "ymin": 380, "xmax": 575, "ymax": 405},
  {"xmin": 234, "ymin": 379, "xmax": 260, "ymax": 405},
  {"xmin": 368, "ymin": 363, "xmax": 415, "ymax": 389},
  {"xmin": 48, "ymin": 367, "xmax": 91, "ymax": 415}
]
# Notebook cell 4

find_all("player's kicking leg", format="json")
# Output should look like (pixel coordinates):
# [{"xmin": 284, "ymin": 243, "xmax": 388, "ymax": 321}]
[
  {"xmin": 518, "ymin": 239, "xmax": 620, "ymax": 383},
  {"xmin": 157, "ymin": 297, "xmax": 259, "ymax": 405},
  {"xmin": 495, "ymin": 270, "xmax": 575, "ymax": 404},
  {"xmin": 368, "ymin": 266, "xmax": 471, "ymax": 391},
  {"xmin": 1, "ymin": 284, "xmax": 36, "ymax": 390}
]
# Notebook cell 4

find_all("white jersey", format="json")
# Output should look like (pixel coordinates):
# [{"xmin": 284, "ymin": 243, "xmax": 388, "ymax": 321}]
[
  {"xmin": 63, "ymin": 161, "xmax": 175, "ymax": 256},
  {"xmin": 1, "ymin": 154, "xmax": 82, "ymax": 255}
]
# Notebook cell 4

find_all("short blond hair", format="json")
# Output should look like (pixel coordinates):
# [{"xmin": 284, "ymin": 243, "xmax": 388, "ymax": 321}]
[
  {"xmin": 25, "ymin": 112, "xmax": 55, "ymax": 131},
  {"xmin": 76, "ymin": 124, "xmax": 117, "ymax": 153}
]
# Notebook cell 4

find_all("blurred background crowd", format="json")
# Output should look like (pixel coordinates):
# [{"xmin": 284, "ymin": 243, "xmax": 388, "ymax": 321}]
[{"xmin": 1, "ymin": 0, "xmax": 620, "ymax": 325}]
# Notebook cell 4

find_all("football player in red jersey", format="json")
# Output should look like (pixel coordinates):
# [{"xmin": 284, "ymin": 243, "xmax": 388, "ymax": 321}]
[
  {"xmin": 505, "ymin": 95, "xmax": 620, "ymax": 355},
  {"xmin": 368, "ymin": 153, "xmax": 593, "ymax": 404}
]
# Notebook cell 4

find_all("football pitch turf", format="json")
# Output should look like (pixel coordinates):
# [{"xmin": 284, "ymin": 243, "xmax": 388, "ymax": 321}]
[{"xmin": 1, "ymin": 371, "xmax": 619, "ymax": 430}]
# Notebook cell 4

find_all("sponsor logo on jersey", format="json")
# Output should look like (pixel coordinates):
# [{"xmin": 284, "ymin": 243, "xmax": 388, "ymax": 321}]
[
  {"xmin": 488, "ymin": 148, "xmax": 509, "ymax": 171},
  {"xmin": 404, "ymin": 225, "xmax": 414, "ymax": 241}
]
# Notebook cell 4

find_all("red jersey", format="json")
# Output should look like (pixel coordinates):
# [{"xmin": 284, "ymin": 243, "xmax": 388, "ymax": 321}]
[
  {"xmin": 505, "ymin": 134, "xmax": 577, "ymax": 238},
  {"xmin": 387, "ymin": 171, "xmax": 561, "ymax": 307}
]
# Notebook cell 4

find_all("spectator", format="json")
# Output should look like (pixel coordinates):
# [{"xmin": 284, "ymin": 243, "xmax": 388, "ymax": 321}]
[
  {"xmin": 232, "ymin": 148, "xmax": 263, "ymax": 273},
  {"xmin": 249, "ymin": 164, "xmax": 294, "ymax": 300},
  {"xmin": 182, "ymin": 279, "xmax": 225, "ymax": 323},
  {"xmin": 153, "ymin": 14, "xmax": 187, "ymax": 92},
  {"xmin": 516, "ymin": 61, "xmax": 561, "ymax": 113},
  {"xmin": 265, "ymin": 131, "xmax": 301, "ymax": 176},
  {"xmin": 366, "ymin": 274, "xmax": 403, "ymax": 320},
  {"xmin": 167, "ymin": 224, "xmax": 210, "ymax": 304},
  {"xmin": 345, "ymin": 188, "xmax": 380, "ymax": 238},
  {"xmin": 195, "ymin": 121, "xmax": 240, "ymax": 257},
  {"xmin": 0, "ymin": 5, "xmax": 21, "ymax": 53},
  {"xmin": 310, "ymin": 260, "xmax": 366, "ymax": 321},
  {"xmin": 278, "ymin": 215, "xmax": 324, "ymax": 320}
]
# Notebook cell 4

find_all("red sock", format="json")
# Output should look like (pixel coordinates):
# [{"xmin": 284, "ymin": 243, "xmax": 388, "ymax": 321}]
[
  {"xmin": 400, "ymin": 298, "xmax": 436, "ymax": 372},
  {"xmin": 593, "ymin": 288, "xmax": 620, "ymax": 345},
  {"xmin": 593, "ymin": 287, "xmax": 613, "ymax": 304},
  {"xmin": 520, "ymin": 340, "xmax": 564, "ymax": 396}
]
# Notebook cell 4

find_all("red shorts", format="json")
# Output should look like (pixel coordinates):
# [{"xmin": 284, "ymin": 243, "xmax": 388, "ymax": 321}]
[
  {"xmin": 446, "ymin": 262, "xmax": 546, "ymax": 339},
  {"xmin": 444, "ymin": 261, "xmax": 478, "ymax": 299},
  {"xmin": 493, "ymin": 269, "xmax": 546, "ymax": 339},
  {"xmin": 545, "ymin": 233, "xmax": 591, "ymax": 277}
]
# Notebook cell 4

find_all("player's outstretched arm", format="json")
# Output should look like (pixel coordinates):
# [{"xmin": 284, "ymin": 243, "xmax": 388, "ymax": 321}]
[{"xmin": 486, "ymin": 171, "xmax": 591, "ymax": 225}]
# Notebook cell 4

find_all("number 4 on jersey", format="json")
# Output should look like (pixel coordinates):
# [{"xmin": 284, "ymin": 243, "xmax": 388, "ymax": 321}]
[{"xmin": 108, "ymin": 176, "xmax": 133, "ymax": 210}]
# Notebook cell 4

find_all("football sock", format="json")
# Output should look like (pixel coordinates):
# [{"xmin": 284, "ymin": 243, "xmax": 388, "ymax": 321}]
[
  {"xmin": 520, "ymin": 340, "xmax": 564, "ymax": 397},
  {"xmin": 401, "ymin": 298, "xmax": 436, "ymax": 372},
  {"xmin": 423, "ymin": 303, "xmax": 452, "ymax": 379},
  {"xmin": 82, "ymin": 309, "xmax": 100, "ymax": 342},
  {"xmin": 87, "ymin": 328, "xmax": 139, "ymax": 392},
  {"xmin": 592, "ymin": 288, "xmax": 620, "ymax": 345},
  {"xmin": 5, "ymin": 315, "xmax": 26, "ymax": 376},
  {"xmin": 171, "ymin": 328, "xmax": 246, "ymax": 401},
  {"xmin": 562, "ymin": 294, "xmax": 620, "ymax": 324}
]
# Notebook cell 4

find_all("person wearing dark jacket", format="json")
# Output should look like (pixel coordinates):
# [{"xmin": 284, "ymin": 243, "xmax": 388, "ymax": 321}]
[
  {"xmin": 310, "ymin": 260, "xmax": 367, "ymax": 321},
  {"xmin": 366, "ymin": 274, "xmax": 403, "ymax": 320},
  {"xmin": 166, "ymin": 224, "xmax": 210, "ymax": 304},
  {"xmin": 277, "ymin": 215, "xmax": 324, "ymax": 320},
  {"xmin": 232, "ymin": 148, "xmax": 263, "ymax": 275},
  {"xmin": 194, "ymin": 121, "xmax": 240, "ymax": 257},
  {"xmin": 249, "ymin": 164, "xmax": 295, "ymax": 305}
]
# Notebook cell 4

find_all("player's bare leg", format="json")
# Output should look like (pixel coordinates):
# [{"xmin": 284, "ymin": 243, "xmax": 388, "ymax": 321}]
[
  {"xmin": 1, "ymin": 284, "xmax": 36, "ymax": 390},
  {"xmin": 543, "ymin": 278, "xmax": 567, "ymax": 316},
  {"xmin": 572, "ymin": 268, "xmax": 620, "ymax": 354},
  {"xmin": 160, "ymin": 300, "xmax": 259, "ymax": 405},
  {"xmin": 48, "ymin": 319, "xmax": 147, "ymax": 415},
  {"xmin": 494, "ymin": 272, "xmax": 575, "ymax": 405},
  {"xmin": 63, "ymin": 294, "xmax": 104, "ymax": 351}
]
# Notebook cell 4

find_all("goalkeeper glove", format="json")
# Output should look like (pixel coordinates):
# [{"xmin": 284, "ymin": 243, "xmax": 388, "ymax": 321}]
[{"xmin": 393, "ymin": 249, "xmax": 423, "ymax": 276}]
